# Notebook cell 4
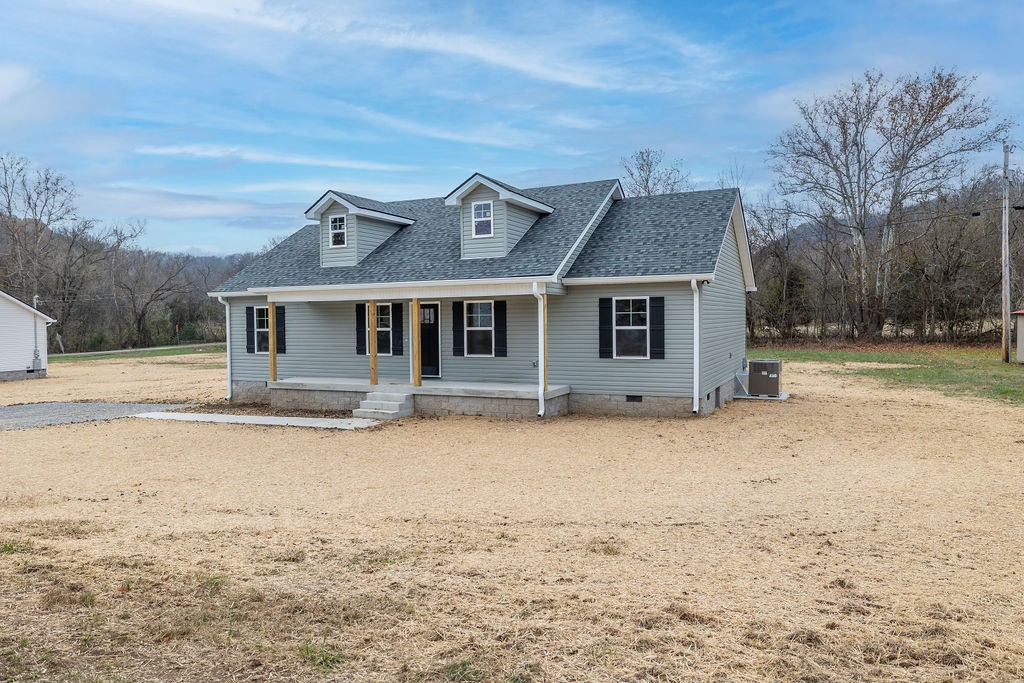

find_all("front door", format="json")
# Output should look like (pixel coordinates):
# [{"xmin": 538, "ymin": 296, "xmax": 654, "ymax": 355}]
[{"xmin": 420, "ymin": 303, "xmax": 441, "ymax": 377}]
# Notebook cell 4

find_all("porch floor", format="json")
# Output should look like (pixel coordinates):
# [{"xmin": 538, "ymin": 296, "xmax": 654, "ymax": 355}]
[{"xmin": 268, "ymin": 376, "xmax": 570, "ymax": 400}]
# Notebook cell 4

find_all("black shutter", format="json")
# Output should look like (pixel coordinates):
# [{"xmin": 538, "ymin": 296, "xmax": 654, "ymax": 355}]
[
  {"xmin": 452, "ymin": 301, "xmax": 465, "ymax": 357},
  {"xmin": 598, "ymin": 298, "xmax": 613, "ymax": 358},
  {"xmin": 355, "ymin": 303, "xmax": 366, "ymax": 355},
  {"xmin": 245, "ymin": 306, "xmax": 255, "ymax": 354},
  {"xmin": 494, "ymin": 300, "xmax": 507, "ymax": 357},
  {"xmin": 392, "ymin": 302, "xmax": 404, "ymax": 356},
  {"xmin": 275, "ymin": 305, "xmax": 286, "ymax": 354},
  {"xmin": 649, "ymin": 297, "xmax": 665, "ymax": 359}
]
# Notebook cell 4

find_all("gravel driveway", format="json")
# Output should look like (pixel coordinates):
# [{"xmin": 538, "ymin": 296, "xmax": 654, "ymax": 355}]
[{"xmin": 0, "ymin": 402, "xmax": 189, "ymax": 430}]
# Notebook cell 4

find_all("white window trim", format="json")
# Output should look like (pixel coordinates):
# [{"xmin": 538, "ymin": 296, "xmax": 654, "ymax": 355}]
[
  {"xmin": 471, "ymin": 201, "xmax": 494, "ymax": 239},
  {"xmin": 368, "ymin": 302, "xmax": 393, "ymax": 357},
  {"xmin": 612, "ymin": 296, "xmax": 650, "ymax": 360},
  {"xmin": 254, "ymin": 305, "xmax": 269, "ymax": 355},
  {"xmin": 329, "ymin": 214, "xmax": 348, "ymax": 248},
  {"xmin": 464, "ymin": 299, "xmax": 495, "ymax": 357}
]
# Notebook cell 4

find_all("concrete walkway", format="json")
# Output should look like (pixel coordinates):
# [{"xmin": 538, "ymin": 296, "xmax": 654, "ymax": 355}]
[
  {"xmin": 0, "ymin": 402, "xmax": 190, "ymax": 430},
  {"xmin": 134, "ymin": 411, "xmax": 380, "ymax": 430}
]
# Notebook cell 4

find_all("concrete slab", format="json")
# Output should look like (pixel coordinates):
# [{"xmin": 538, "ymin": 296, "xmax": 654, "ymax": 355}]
[
  {"xmin": 270, "ymin": 376, "xmax": 569, "ymax": 400},
  {"xmin": 134, "ymin": 411, "xmax": 380, "ymax": 430},
  {"xmin": 734, "ymin": 392, "xmax": 791, "ymax": 401}
]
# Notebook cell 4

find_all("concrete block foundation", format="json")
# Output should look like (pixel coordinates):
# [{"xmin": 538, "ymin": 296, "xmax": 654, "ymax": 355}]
[{"xmin": 0, "ymin": 369, "xmax": 47, "ymax": 381}]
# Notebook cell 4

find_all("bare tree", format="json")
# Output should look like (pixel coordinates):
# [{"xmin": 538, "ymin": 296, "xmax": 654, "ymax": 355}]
[
  {"xmin": 620, "ymin": 148, "xmax": 691, "ymax": 197},
  {"xmin": 768, "ymin": 69, "xmax": 1011, "ymax": 337},
  {"xmin": 115, "ymin": 250, "xmax": 194, "ymax": 347}
]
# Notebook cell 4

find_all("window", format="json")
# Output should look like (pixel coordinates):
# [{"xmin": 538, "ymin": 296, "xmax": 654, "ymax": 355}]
[
  {"xmin": 254, "ymin": 306, "xmax": 270, "ymax": 353},
  {"xmin": 370, "ymin": 303, "xmax": 392, "ymax": 356},
  {"xmin": 329, "ymin": 215, "xmax": 347, "ymax": 247},
  {"xmin": 472, "ymin": 201, "xmax": 493, "ymax": 237},
  {"xmin": 613, "ymin": 297, "xmax": 648, "ymax": 358},
  {"xmin": 465, "ymin": 301, "xmax": 494, "ymax": 356}
]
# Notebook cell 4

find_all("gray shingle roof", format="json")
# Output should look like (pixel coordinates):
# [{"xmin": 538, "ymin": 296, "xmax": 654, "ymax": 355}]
[
  {"xmin": 565, "ymin": 188, "xmax": 739, "ymax": 278},
  {"xmin": 310, "ymin": 190, "xmax": 415, "ymax": 220},
  {"xmin": 215, "ymin": 179, "xmax": 619, "ymax": 291},
  {"xmin": 445, "ymin": 173, "xmax": 548, "ymax": 206}
]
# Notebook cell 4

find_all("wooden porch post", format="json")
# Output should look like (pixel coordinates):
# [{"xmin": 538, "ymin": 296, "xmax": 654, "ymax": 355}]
[
  {"xmin": 267, "ymin": 301, "xmax": 278, "ymax": 382},
  {"xmin": 411, "ymin": 298, "xmax": 422, "ymax": 387},
  {"xmin": 368, "ymin": 300, "xmax": 378, "ymax": 385},
  {"xmin": 543, "ymin": 293, "xmax": 549, "ymax": 391}
]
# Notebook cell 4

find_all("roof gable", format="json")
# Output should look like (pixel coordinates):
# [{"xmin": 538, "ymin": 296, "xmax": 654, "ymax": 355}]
[
  {"xmin": 444, "ymin": 173, "xmax": 555, "ymax": 214},
  {"xmin": 0, "ymin": 290, "xmax": 56, "ymax": 322},
  {"xmin": 304, "ymin": 190, "xmax": 415, "ymax": 225}
]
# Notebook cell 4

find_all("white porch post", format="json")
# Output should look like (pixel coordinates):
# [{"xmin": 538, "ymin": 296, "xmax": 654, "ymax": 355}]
[{"xmin": 533, "ymin": 282, "xmax": 546, "ymax": 416}]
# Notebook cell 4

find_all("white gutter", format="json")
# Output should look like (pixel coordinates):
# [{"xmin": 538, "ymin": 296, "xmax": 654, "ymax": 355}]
[
  {"xmin": 247, "ymin": 276, "xmax": 553, "ymax": 294},
  {"xmin": 562, "ymin": 273, "xmax": 716, "ymax": 286},
  {"xmin": 691, "ymin": 280, "xmax": 700, "ymax": 414},
  {"xmin": 532, "ymin": 281, "xmax": 545, "ymax": 417},
  {"xmin": 218, "ymin": 296, "xmax": 232, "ymax": 400}
]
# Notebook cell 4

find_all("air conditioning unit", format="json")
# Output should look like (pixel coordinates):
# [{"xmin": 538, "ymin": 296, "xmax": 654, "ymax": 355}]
[{"xmin": 748, "ymin": 359, "xmax": 781, "ymax": 397}]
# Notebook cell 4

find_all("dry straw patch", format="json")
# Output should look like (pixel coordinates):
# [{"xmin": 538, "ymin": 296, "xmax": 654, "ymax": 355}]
[{"xmin": 1, "ymin": 356, "xmax": 1024, "ymax": 680}]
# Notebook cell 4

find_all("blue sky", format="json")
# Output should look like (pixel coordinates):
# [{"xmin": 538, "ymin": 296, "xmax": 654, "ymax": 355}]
[{"xmin": 1, "ymin": 0, "xmax": 1020, "ymax": 254}]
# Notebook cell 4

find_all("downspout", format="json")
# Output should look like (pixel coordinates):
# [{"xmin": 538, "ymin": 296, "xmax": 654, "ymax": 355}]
[
  {"xmin": 691, "ymin": 280, "xmax": 700, "ymax": 414},
  {"xmin": 218, "ymin": 296, "xmax": 232, "ymax": 401},
  {"xmin": 532, "ymin": 281, "xmax": 545, "ymax": 417}
]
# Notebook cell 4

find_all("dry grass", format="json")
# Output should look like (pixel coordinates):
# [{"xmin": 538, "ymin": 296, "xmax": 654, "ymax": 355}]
[{"xmin": 1, "ymin": 356, "xmax": 1023, "ymax": 681}]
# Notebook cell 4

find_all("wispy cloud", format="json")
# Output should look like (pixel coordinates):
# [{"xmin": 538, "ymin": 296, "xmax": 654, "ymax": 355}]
[
  {"xmin": 135, "ymin": 144, "xmax": 416, "ymax": 171},
  {"xmin": 0, "ymin": 64, "xmax": 35, "ymax": 101}
]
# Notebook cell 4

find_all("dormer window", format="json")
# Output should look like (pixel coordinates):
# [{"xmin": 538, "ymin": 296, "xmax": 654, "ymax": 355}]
[
  {"xmin": 472, "ymin": 201, "xmax": 493, "ymax": 238},
  {"xmin": 329, "ymin": 216, "xmax": 347, "ymax": 247}
]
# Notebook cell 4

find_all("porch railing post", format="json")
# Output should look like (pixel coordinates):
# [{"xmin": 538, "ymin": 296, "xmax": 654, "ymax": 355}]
[
  {"xmin": 368, "ymin": 300, "xmax": 378, "ymax": 385},
  {"xmin": 267, "ymin": 300, "xmax": 278, "ymax": 382},
  {"xmin": 411, "ymin": 298, "xmax": 422, "ymax": 387}
]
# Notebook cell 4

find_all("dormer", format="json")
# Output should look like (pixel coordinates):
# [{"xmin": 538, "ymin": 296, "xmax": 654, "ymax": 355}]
[
  {"xmin": 305, "ymin": 191, "xmax": 414, "ymax": 267},
  {"xmin": 445, "ymin": 173, "xmax": 554, "ymax": 260}
]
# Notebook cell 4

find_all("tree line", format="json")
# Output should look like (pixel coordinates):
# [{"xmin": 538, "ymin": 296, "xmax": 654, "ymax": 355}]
[
  {"xmin": 0, "ymin": 153, "xmax": 256, "ymax": 352},
  {"xmin": 623, "ymin": 68, "xmax": 1021, "ymax": 342}
]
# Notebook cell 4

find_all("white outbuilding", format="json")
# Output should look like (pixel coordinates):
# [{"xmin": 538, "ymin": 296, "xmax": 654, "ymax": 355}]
[{"xmin": 0, "ymin": 290, "xmax": 56, "ymax": 381}]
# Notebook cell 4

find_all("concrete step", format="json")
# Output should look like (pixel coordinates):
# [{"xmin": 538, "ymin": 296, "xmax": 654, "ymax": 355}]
[
  {"xmin": 359, "ymin": 400, "xmax": 410, "ymax": 411},
  {"xmin": 365, "ymin": 391, "xmax": 411, "ymax": 402},
  {"xmin": 353, "ymin": 406, "xmax": 413, "ymax": 420}
]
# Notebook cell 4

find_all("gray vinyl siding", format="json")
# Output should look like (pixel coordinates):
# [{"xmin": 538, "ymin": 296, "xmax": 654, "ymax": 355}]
[
  {"xmin": 229, "ymin": 296, "xmax": 536, "ymax": 384},
  {"xmin": 435, "ymin": 296, "xmax": 538, "ymax": 383},
  {"xmin": 505, "ymin": 203, "xmax": 538, "ymax": 252},
  {"xmin": 461, "ymin": 186, "xmax": 507, "ymax": 259},
  {"xmin": 356, "ymin": 216, "xmax": 400, "ymax": 262},
  {"xmin": 321, "ymin": 205, "xmax": 356, "ymax": 267},
  {"xmin": 548, "ymin": 283, "xmax": 694, "ymax": 397},
  {"xmin": 700, "ymin": 220, "xmax": 747, "ymax": 395},
  {"xmin": 557, "ymin": 191, "xmax": 613, "ymax": 276}
]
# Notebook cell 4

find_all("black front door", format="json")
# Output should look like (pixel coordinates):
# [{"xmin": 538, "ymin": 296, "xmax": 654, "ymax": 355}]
[{"xmin": 420, "ymin": 303, "xmax": 440, "ymax": 377}]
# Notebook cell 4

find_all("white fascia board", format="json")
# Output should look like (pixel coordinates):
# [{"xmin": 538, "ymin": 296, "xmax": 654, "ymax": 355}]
[
  {"xmin": 0, "ymin": 290, "xmax": 56, "ymax": 322},
  {"xmin": 553, "ymin": 180, "xmax": 623, "ymax": 279},
  {"xmin": 304, "ymin": 191, "xmax": 414, "ymax": 225},
  {"xmin": 444, "ymin": 174, "xmax": 554, "ymax": 214},
  {"xmin": 713, "ymin": 194, "xmax": 756, "ymax": 292},
  {"xmin": 247, "ymin": 278, "xmax": 556, "ymax": 302},
  {"xmin": 206, "ymin": 291, "xmax": 253, "ymax": 299},
  {"xmin": 562, "ymin": 273, "xmax": 715, "ymax": 286}
]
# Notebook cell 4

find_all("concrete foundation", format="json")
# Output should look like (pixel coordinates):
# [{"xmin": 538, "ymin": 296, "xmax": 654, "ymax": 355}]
[
  {"xmin": 230, "ymin": 378, "xmax": 734, "ymax": 419},
  {"xmin": 0, "ymin": 368, "xmax": 47, "ymax": 381}
]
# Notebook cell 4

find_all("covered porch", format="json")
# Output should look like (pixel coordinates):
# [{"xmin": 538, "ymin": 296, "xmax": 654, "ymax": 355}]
[{"xmin": 245, "ymin": 279, "xmax": 565, "ymax": 418}]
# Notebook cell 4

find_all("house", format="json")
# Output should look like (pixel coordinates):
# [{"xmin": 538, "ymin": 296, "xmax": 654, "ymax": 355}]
[
  {"xmin": 209, "ymin": 174, "xmax": 755, "ymax": 419},
  {"xmin": 0, "ymin": 290, "xmax": 56, "ymax": 381}
]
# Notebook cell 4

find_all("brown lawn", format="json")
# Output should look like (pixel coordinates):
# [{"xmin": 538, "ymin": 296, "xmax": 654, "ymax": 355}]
[{"xmin": 1, "ymin": 354, "xmax": 1022, "ymax": 681}]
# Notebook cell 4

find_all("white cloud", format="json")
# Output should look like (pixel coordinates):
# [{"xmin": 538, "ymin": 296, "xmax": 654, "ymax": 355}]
[
  {"xmin": 134, "ymin": 144, "xmax": 417, "ymax": 171},
  {"xmin": 0, "ymin": 64, "xmax": 35, "ymax": 101},
  {"xmin": 82, "ymin": 184, "xmax": 301, "ymax": 220}
]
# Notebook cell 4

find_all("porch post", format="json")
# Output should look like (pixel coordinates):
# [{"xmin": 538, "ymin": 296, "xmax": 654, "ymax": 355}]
[
  {"xmin": 411, "ymin": 298, "xmax": 422, "ymax": 387},
  {"xmin": 368, "ymin": 300, "xmax": 378, "ymax": 385},
  {"xmin": 267, "ymin": 300, "xmax": 278, "ymax": 382},
  {"xmin": 532, "ymin": 282, "xmax": 546, "ymax": 416}
]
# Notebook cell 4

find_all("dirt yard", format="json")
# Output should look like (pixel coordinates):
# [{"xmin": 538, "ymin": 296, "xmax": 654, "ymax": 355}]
[{"xmin": 1, "ymin": 355, "xmax": 1022, "ymax": 681}]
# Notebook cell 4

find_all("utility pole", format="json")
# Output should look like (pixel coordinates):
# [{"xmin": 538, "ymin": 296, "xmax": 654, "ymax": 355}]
[{"xmin": 1002, "ymin": 142, "xmax": 1012, "ymax": 363}]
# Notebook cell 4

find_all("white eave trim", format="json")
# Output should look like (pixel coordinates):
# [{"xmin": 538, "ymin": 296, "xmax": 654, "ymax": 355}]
[
  {"xmin": 243, "ymin": 278, "xmax": 559, "ymax": 302},
  {"xmin": 444, "ymin": 174, "xmax": 555, "ymax": 214},
  {"xmin": 562, "ymin": 273, "xmax": 715, "ymax": 285},
  {"xmin": 304, "ymin": 191, "xmax": 415, "ymax": 225},
  {"xmin": 0, "ymin": 290, "xmax": 56, "ymax": 322}
]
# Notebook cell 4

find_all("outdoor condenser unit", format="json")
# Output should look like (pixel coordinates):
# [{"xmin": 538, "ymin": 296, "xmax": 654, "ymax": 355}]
[{"xmin": 748, "ymin": 359, "xmax": 782, "ymax": 397}]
